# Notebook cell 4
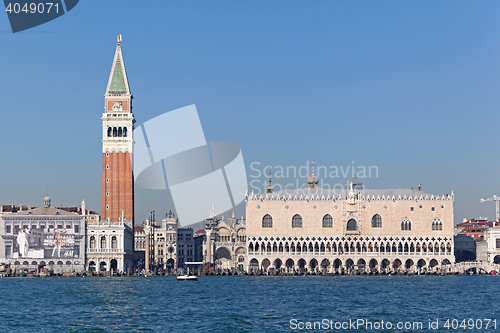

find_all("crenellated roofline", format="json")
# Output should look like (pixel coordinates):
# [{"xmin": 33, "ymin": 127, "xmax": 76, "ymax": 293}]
[{"xmin": 246, "ymin": 189, "xmax": 454, "ymax": 202}]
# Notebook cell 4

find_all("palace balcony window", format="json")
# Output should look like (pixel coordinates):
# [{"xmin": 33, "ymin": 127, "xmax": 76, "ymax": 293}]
[
  {"xmin": 262, "ymin": 214, "xmax": 273, "ymax": 228},
  {"xmin": 496, "ymin": 239, "xmax": 500, "ymax": 249},
  {"xmin": 90, "ymin": 236, "xmax": 95, "ymax": 249},
  {"xmin": 322, "ymin": 214, "xmax": 333, "ymax": 228},
  {"xmin": 101, "ymin": 236, "xmax": 106, "ymax": 249},
  {"xmin": 292, "ymin": 214, "xmax": 303, "ymax": 228},
  {"xmin": 431, "ymin": 218, "xmax": 443, "ymax": 231},
  {"xmin": 347, "ymin": 219, "xmax": 357, "ymax": 231},
  {"xmin": 371, "ymin": 214, "xmax": 382, "ymax": 228},
  {"xmin": 401, "ymin": 219, "xmax": 412, "ymax": 231}
]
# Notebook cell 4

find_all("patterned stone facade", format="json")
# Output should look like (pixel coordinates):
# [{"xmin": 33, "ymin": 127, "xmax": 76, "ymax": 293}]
[
  {"xmin": 246, "ymin": 178, "xmax": 455, "ymax": 274},
  {"xmin": 204, "ymin": 209, "xmax": 247, "ymax": 272}
]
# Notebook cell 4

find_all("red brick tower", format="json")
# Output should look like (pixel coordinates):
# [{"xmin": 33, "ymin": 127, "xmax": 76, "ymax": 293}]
[{"xmin": 101, "ymin": 35, "xmax": 135, "ymax": 224}]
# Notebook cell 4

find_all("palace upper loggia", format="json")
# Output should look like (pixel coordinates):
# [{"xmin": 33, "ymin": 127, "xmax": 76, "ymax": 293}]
[{"xmin": 245, "ymin": 165, "xmax": 455, "ymax": 274}]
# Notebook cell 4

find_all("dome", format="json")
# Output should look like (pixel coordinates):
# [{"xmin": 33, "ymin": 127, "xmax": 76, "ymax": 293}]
[
  {"xmin": 43, "ymin": 194, "xmax": 51, "ymax": 208},
  {"xmin": 307, "ymin": 174, "xmax": 319, "ymax": 186},
  {"xmin": 306, "ymin": 160, "xmax": 319, "ymax": 188}
]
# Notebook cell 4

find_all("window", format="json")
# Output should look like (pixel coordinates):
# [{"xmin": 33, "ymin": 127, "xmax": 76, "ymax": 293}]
[
  {"xmin": 347, "ymin": 219, "xmax": 357, "ymax": 231},
  {"xmin": 101, "ymin": 236, "xmax": 106, "ymax": 249},
  {"xmin": 5, "ymin": 245, "xmax": 11, "ymax": 257},
  {"xmin": 401, "ymin": 218, "xmax": 411, "ymax": 231},
  {"xmin": 410, "ymin": 207, "xmax": 414, "ymax": 211},
  {"xmin": 90, "ymin": 236, "xmax": 95, "ymax": 249},
  {"xmin": 322, "ymin": 214, "xmax": 333, "ymax": 228},
  {"xmin": 57, "ymin": 225, "xmax": 62, "ymax": 229},
  {"xmin": 66, "ymin": 225, "xmax": 71, "ymax": 229},
  {"xmin": 49, "ymin": 225, "xmax": 54, "ymax": 229},
  {"xmin": 111, "ymin": 236, "xmax": 117, "ymax": 249},
  {"xmin": 371, "ymin": 214, "xmax": 382, "ymax": 228},
  {"xmin": 262, "ymin": 214, "xmax": 273, "ymax": 228},
  {"xmin": 496, "ymin": 239, "xmax": 500, "ymax": 249},
  {"xmin": 431, "ymin": 207, "xmax": 435, "ymax": 211},
  {"xmin": 292, "ymin": 214, "xmax": 302, "ymax": 228},
  {"xmin": 432, "ymin": 217, "xmax": 443, "ymax": 231},
  {"xmin": 14, "ymin": 225, "xmax": 19, "ymax": 234},
  {"xmin": 74, "ymin": 225, "xmax": 79, "ymax": 233},
  {"xmin": 6, "ymin": 225, "xmax": 11, "ymax": 233}
]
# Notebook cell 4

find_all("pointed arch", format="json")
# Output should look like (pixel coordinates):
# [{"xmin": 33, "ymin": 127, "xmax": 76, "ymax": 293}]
[
  {"xmin": 262, "ymin": 214, "xmax": 273, "ymax": 228},
  {"xmin": 292, "ymin": 214, "xmax": 302, "ymax": 228},
  {"xmin": 322, "ymin": 214, "xmax": 333, "ymax": 228},
  {"xmin": 371, "ymin": 214, "xmax": 382, "ymax": 228}
]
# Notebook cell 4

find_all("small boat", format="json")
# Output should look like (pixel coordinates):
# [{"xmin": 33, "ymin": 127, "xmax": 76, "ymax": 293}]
[
  {"xmin": 177, "ymin": 261, "xmax": 202, "ymax": 281},
  {"xmin": 177, "ymin": 275, "xmax": 198, "ymax": 281}
]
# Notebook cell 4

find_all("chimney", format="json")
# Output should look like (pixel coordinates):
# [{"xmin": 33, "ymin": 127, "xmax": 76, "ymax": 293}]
[{"xmin": 59, "ymin": 204, "xmax": 62, "ymax": 208}]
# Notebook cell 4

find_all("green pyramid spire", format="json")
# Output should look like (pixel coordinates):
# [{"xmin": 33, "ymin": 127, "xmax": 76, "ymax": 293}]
[{"xmin": 109, "ymin": 56, "xmax": 127, "ymax": 93}]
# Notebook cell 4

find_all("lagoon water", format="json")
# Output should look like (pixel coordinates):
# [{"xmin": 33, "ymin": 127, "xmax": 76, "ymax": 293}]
[{"xmin": 1, "ymin": 275, "xmax": 498, "ymax": 332}]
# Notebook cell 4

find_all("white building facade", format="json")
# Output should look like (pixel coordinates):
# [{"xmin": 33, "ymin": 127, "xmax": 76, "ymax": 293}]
[{"xmin": 246, "ymin": 174, "xmax": 455, "ymax": 274}]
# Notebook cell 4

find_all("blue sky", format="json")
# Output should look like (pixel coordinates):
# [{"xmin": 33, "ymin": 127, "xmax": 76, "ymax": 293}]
[{"xmin": 1, "ymin": 1, "xmax": 500, "ymax": 225}]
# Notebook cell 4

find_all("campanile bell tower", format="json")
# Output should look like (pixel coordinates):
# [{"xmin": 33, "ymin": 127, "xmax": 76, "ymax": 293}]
[{"xmin": 102, "ymin": 34, "xmax": 135, "ymax": 224}]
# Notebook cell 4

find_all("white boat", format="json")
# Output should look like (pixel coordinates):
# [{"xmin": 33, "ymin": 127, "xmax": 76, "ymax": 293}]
[
  {"xmin": 177, "ymin": 275, "xmax": 198, "ymax": 281},
  {"xmin": 176, "ymin": 261, "xmax": 203, "ymax": 281}
]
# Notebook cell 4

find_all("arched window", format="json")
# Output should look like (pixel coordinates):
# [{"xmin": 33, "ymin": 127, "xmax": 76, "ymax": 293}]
[
  {"xmin": 322, "ymin": 214, "xmax": 333, "ymax": 228},
  {"xmin": 432, "ymin": 217, "xmax": 443, "ymax": 231},
  {"xmin": 107, "ymin": 127, "xmax": 112, "ymax": 137},
  {"xmin": 113, "ymin": 127, "xmax": 117, "ymax": 137},
  {"xmin": 101, "ymin": 236, "xmax": 106, "ymax": 249},
  {"xmin": 90, "ymin": 236, "xmax": 95, "ymax": 249},
  {"xmin": 123, "ymin": 127, "xmax": 127, "ymax": 137},
  {"xmin": 371, "ymin": 214, "xmax": 382, "ymax": 228},
  {"xmin": 111, "ymin": 236, "xmax": 117, "ymax": 249},
  {"xmin": 401, "ymin": 218, "xmax": 411, "ymax": 231},
  {"xmin": 292, "ymin": 214, "xmax": 302, "ymax": 228},
  {"xmin": 118, "ymin": 127, "xmax": 122, "ymax": 137},
  {"xmin": 262, "ymin": 214, "xmax": 273, "ymax": 228},
  {"xmin": 347, "ymin": 219, "xmax": 357, "ymax": 231}
]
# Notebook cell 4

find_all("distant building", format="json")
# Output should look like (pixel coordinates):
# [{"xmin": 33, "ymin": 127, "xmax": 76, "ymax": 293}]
[
  {"xmin": 0, "ymin": 196, "xmax": 95, "ymax": 273},
  {"xmin": 246, "ymin": 168, "xmax": 455, "ymax": 274},
  {"xmin": 134, "ymin": 226, "xmax": 145, "ymax": 251},
  {"xmin": 203, "ymin": 207, "xmax": 247, "ymax": 272},
  {"xmin": 176, "ymin": 227, "xmax": 194, "ymax": 268},
  {"xmin": 193, "ymin": 229, "xmax": 205, "ymax": 263},
  {"xmin": 476, "ymin": 226, "xmax": 500, "ymax": 264},
  {"xmin": 140, "ymin": 211, "xmax": 195, "ymax": 272},
  {"xmin": 455, "ymin": 217, "xmax": 500, "ymax": 240}
]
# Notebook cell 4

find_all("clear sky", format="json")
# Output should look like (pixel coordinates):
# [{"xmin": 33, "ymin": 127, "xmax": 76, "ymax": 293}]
[{"xmin": 1, "ymin": 1, "xmax": 500, "ymax": 225}]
